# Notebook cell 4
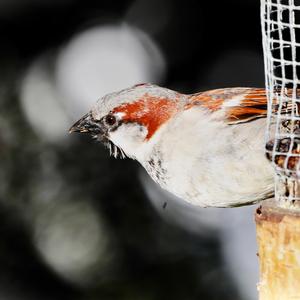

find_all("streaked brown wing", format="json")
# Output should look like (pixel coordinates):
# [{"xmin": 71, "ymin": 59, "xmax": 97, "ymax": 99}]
[
  {"xmin": 187, "ymin": 88, "xmax": 268, "ymax": 124},
  {"xmin": 225, "ymin": 88, "xmax": 268, "ymax": 124}
]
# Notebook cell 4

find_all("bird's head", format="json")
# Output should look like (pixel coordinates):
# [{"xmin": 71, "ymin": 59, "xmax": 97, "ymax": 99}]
[{"xmin": 69, "ymin": 83, "xmax": 183, "ymax": 160}]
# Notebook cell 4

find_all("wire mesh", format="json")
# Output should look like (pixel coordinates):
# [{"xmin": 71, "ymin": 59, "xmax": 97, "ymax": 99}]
[{"xmin": 262, "ymin": 0, "xmax": 300, "ymax": 203}]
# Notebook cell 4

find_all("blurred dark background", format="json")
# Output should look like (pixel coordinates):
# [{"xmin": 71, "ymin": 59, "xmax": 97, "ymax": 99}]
[{"xmin": 0, "ymin": 1, "xmax": 264, "ymax": 300}]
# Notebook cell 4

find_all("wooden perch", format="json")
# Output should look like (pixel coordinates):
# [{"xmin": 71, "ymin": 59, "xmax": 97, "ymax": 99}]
[{"xmin": 255, "ymin": 200, "xmax": 300, "ymax": 300}]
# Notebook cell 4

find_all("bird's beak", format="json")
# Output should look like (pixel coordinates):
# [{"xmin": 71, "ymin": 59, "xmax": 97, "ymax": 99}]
[
  {"xmin": 69, "ymin": 113, "xmax": 91, "ymax": 133},
  {"xmin": 69, "ymin": 113, "xmax": 103, "ymax": 135}
]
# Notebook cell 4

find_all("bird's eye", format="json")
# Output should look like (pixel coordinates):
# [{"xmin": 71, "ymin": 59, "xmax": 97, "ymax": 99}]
[{"xmin": 105, "ymin": 114, "xmax": 117, "ymax": 126}]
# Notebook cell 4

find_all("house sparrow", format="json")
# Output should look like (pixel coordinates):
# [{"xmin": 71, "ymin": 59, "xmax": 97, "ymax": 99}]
[{"xmin": 69, "ymin": 83, "xmax": 274, "ymax": 207}]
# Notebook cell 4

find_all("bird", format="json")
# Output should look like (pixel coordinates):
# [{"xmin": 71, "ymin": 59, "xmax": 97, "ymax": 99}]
[{"xmin": 69, "ymin": 83, "xmax": 275, "ymax": 207}]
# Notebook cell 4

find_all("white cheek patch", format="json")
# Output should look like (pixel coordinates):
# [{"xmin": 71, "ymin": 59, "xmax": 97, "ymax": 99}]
[{"xmin": 109, "ymin": 123, "xmax": 148, "ymax": 159}]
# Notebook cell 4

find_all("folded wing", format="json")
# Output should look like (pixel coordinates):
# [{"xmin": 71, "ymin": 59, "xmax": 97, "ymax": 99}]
[{"xmin": 187, "ymin": 88, "xmax": 268, "ymax": 124}]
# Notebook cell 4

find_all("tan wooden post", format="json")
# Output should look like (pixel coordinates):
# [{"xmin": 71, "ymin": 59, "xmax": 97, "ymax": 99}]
[{"xmin": 256, "ymin": 199, "xmax": 300, "ymax": 300}]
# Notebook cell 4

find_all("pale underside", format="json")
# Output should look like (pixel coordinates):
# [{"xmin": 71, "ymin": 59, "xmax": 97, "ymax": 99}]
[{"xmin": 140, "ymin": 88, "xmax": 274, "ymax": 207}]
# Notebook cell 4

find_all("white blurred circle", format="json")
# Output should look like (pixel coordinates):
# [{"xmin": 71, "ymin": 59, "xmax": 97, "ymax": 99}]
[
  {"xmin": 55, "ymin": 24, "xmax": 166, "ymax": 119},
  {"xmin": 34, "ymin": 200, "xmax": 114, "ymax": 285},
  {"xmin": 20, "ymin": 55, "xmax": 70, "ymax": 143}
]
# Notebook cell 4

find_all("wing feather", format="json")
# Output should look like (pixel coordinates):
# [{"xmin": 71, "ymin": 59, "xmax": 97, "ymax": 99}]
[{"xmin": 187, "ymin": 88, "xmax": 268, "ymax": 124}]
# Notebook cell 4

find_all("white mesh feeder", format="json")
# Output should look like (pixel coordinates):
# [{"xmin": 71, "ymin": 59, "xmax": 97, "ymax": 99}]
[
  {"xmin": 263, "ymin": 0, "xmax": 300, "ymax": 205},
  {"xmin": 256, "ymin": 1, "xmax": 300, "ymax": 298}
]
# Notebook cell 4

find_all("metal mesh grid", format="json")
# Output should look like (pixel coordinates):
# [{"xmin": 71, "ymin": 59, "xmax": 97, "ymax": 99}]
[{"xmin": 262, "ymin": 0, "xmax": 300, "ymax": 203}]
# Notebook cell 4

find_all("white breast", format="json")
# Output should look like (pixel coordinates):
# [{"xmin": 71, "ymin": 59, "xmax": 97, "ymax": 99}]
[{"xmin": 142, "ymin": 107, "xmax": 274, "ymax": 207}]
